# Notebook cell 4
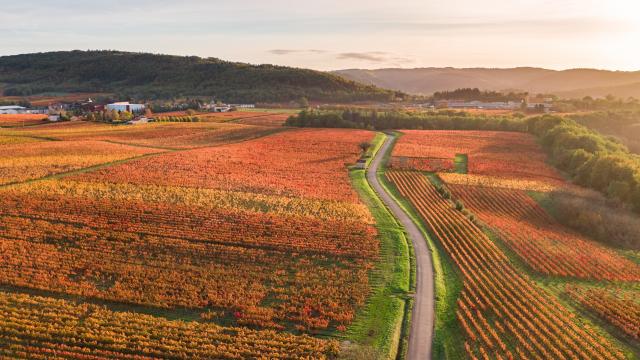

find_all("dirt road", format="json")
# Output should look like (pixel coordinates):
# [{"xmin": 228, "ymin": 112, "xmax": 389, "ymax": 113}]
[{"xmin": 367, "ymin": 133, "xmax": 434, "ymax": 359}]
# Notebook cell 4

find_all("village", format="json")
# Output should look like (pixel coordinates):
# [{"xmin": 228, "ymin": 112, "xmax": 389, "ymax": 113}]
[
  {"xmin": 0, "ymin": 98, "xmax": 256, "ymax": 123},
  {"xmin": 0, "ymin": 90, "xmax": 555, "ymax": 126}
]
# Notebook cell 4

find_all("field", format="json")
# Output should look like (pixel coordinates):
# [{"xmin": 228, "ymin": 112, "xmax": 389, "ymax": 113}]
[
  {"xmin": 154, "ymin": 110, "xmax": 291, "ymax": 125},
  {"xmin": 0, "ymin": 121, "xmax": 384, "ymax": 358},
  {"xmin": 0, "ymin": 114, "xmax": 48, "ymax": 127},
  {"xmin": 4, "ymin": 120, "xmax": 284, "ymax": 149},
  {"xmin": 0, "ymin": 140, "xmax": 162, "ymax": 185},
  {"xmin": 386, "ymin": 130, "xmax": 640, "ymax": 358},
  {"xmin": 447, "ymin": 184, "xmax": 640, "ymax": 281},
  {"xmin": 390, "ymin": 130, "xmax": 565, "ymax": 187}
]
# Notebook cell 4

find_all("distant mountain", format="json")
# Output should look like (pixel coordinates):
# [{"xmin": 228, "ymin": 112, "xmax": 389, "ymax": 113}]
[
  {"xmin": 0, "ymin": 51, "xmax": 396, "ymax": 103},
  {"xmin": 333, "ymin": 67, "xmax": 640, "ymax": 98}
]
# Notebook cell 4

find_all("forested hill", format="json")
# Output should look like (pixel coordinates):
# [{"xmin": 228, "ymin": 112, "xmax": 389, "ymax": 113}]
[{"xmin": 0, "ymin": 50, "xmax": 397, "ymax": 102}]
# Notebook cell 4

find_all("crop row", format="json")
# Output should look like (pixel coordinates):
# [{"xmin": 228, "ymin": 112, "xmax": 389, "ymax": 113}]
[
  {"xmin": 392, "ymin": 130, "xmax": 563, "ymax": 184},
  {"xmin": 73, "ymin": 129, "xmax": 374, "ymax": 202},
  {"xmin": 448, "ymin": 184, "xmax": 640, "ymax": 281},
  {"xmin": 0, "ymin": 191, "xmax": 375, "ymax": 331},
  {"xmin": 387, "ymin": 170, "xmax": 624, "ymax": 359},
  {"xmin": 0, "ymin": 140, "xmax": 160, "ymax": 185},
  {"xmin": 566, "ymin": 286, "xmax": 640, "ymax": 341},
  {"xmin": 0, "ymin": 290, "xmax": 337, "ymax": 359}
]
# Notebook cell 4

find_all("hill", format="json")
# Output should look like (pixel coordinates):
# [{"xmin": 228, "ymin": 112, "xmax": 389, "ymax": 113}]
[
  {"xmin": 333, "ymin": 67, "xmax": 640, "ymax": 98},
  {"xmin": 0, "ymin": 50, "xmax": 396, "ymax": 102}
]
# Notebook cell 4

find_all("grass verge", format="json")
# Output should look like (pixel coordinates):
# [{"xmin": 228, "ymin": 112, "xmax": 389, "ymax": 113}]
[
  {"xmin": 375, "ymin": 133, "xmax": 464, "ymax": 360},
  {"xmin": 344, "ymin": 132, "xmax": 411, "ymax": 359}
]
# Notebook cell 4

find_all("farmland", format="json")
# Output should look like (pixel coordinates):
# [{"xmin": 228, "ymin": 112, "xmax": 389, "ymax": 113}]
[
  {"xmin": 384, "ymin": 130, "xmax": 640, "ymax": 359},
  {"xmin": 0, "ymin": 121, "xmax": 398, "ymax": 358},
  {"xmin": 0, "ymin": 114, "xmax": 48, "ymax": 127},
  {"xmin": 3, "ymin": 114, "xmax": 640, "ymax": 359}
]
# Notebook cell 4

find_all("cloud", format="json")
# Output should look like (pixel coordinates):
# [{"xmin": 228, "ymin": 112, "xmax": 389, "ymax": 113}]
[
  {"xmin": 336, "ymin": 52, "xmax": 414, "ymax": 65},
  {"xmin": 268, "ymin": 49, "xmax": 326, "ymax": 55},
  {"xmin": 337, "ymin": 52, "xmax": 388, "ymax": 62}
]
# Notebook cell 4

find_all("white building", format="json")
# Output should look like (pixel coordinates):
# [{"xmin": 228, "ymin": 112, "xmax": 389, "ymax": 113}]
[
  {"xmin": 105, "ymin": 102, "xmax": 146, "ymax": 113},
  {"xmin": 443, "ymin": 100, "xmax": 522, "ymax": 110},
  {"xmin": 0, "ymin": 105, "xmax": 27, "ymax": 114}
]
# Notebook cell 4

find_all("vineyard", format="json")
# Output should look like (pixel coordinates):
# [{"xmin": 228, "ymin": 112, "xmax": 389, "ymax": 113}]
[
  {"xmin": 0, "ymin": 122, "xmax": 380, "ymax": 358},
  {"xmin": 73, "ymin": 129, "xmax": 372, "ymax": 202},
  {"xmin": 387, "ymin": 170, "xmax": 626, "ymax": 359},
  {"xmin": 0, "ymin": 114, "xmax": 48, "ymax": 127},
  {"xmin": 566, "ymin": 286, "xmax": 640, "ymax": 341},
  {"xmin": 386, "ymin": 129, "xmax": 640, "ymax": 359},
  {"xmin": 447, "ymin": 184, "xmax": 640, "ymax": 281},
  {"xmin": 5, "ymin": 121, "xmax": 283, "ymax": 149},
  {"xmin": 0, "ymin": 140, "xmax": 162, "ymax": 185},
  {"xmin": 391, "ymin": 130, "xmax": 564, "ymax": 186}
]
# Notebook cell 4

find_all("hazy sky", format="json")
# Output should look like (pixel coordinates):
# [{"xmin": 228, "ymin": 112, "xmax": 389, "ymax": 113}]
[{"xmin": 1, "ymin": 0, "xmax": 638, "ymax": 71}]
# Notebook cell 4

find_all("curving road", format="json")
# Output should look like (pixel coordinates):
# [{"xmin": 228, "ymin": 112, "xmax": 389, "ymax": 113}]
[{"xmin": 367, "ymin": 133, "xmax": 434, "ymax": 360}]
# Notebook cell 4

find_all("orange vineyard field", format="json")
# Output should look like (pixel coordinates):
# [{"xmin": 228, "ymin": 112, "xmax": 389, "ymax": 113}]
[
  {"xmin": 391, "ymin": 130, "xmax": 564, "ymax": 186},
  {"xmin": 448, "ymin": 184, "xmax": 640, "ymax": 281},
  {"xmin": 0, "ymin": 114, "xmax": 48, "ymax": 127},
  {"xmin": 566, "ymin": 286, "xmax": 640, "ymax": 341},
  {"xmin": 0, "ymin": 122, "xmax": 376, "ymax": 358},
  {"xmin": 388, "ymin": 129, "xmax": 640, "ymax": 358},
  {"xmin": 73, "ymin": 129, "xmax": 372, "ymax": 201},
  {"xmin": 387, "ymin": 171, "xmax": 626, "ymax": 359},
  {"xmin": 6, "ymin": 120, "xmax": 283, "ymax": 149}
]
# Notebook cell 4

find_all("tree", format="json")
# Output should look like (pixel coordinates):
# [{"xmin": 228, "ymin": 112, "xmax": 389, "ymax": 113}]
[
  {"xmin": 298, "ymin": 97, "xmax": 309, "ymax": 108},
  {"xmin": 110, "ymin": 110, "xmax": 120, "ymax": 122},
  {"xmin": 608, "ymin": 181, "xmax": 631, "ymax": 202},
  {"xmin": 120, "ymin": 111, "xmax": 134, "ymax": 121},
  {"xmin": 358, "ymin": 142, "xmax": 372, "ymax": 153}
]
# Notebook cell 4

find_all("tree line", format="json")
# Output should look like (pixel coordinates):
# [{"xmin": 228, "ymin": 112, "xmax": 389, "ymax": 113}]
[
  {"xmin": 431, "ymin": 88, "xmax": 527, "ymax": 102},
  {"xmin": 286, "ymin": 109, "xmax": 527, "ymax": 131}
]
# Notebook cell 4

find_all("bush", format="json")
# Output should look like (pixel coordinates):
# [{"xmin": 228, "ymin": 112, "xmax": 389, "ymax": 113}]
[{"xmin": 548, "ymin": 190, "xmax": 640, "ymax": 250}]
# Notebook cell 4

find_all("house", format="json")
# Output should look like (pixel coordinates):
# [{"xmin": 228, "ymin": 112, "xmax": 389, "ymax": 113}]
[
  {"xmin": 106, "ymin": 102, "xmax": 146, "ymax": 113},
  {"xmin": 48, "ymin": 115, "xmax": 60, "ymax": 122},
  {"xmin": 526, "ymin": 97, "xmax": 553, "ymax": 113},
  {"xmin": 200, "ymin": 101, "xmax": 235, "ymax": 112},
  {"xmin": 213, "ymin": 105, "xmax": 232, "ymax": 112},
  {"xmin": 229, "ymin": 104, "xmax": 256, "ymax": 109},
  {"xmin": 438, "ymin": 100, "xmax": 521, "ymax": 110},
  {"xmin": 0, "ymin": 105, "xmax": 27, "ymax": 114}
]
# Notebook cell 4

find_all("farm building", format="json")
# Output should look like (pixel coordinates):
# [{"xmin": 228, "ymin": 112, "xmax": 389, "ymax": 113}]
[
  {"xmin": 106, "ymin": 102, "xmax": 146, "ymax": 113},
  {"xmin": 0, "ymin": 105, "xmax": 27, "ymax": 114},
  {"xmin": 437, "ymin": 100, "xmax": 522, "ymax": 110}
]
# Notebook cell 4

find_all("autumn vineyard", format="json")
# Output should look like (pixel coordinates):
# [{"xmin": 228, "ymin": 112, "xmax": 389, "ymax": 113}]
[{"xmin": 1, "ymin": 114, "xmax": 639, "ymax": 359}]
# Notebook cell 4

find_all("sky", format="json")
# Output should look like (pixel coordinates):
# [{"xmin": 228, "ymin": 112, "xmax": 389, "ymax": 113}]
[{"xmin": 1, "ymin": 0, "xmax": 639, "ymax": 71}]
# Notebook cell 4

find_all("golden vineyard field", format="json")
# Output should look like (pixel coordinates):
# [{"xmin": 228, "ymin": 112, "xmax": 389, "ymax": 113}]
[
  {"xmin": 2, "ymin": 119, "xmax": 639, "ymax": 359},
  {"xmin": 0, "ymin": 121, "xmax": 379, "ymax": 359}
]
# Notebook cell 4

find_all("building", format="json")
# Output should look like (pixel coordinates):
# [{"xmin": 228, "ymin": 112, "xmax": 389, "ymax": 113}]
[
  {"xmin": 106, "ymin": 102, "xmax": 146, "ymax": 113},
  {"xmin": 437, "ymin": 100, "xmax": 522, "ymax": 110},
  {"xmin": 200, "ymin": 101, "xmax": 233, "ymax": 112},
  {"xmin": 0, "ymin": 105, "xmax": 27, "ymax": 114}
]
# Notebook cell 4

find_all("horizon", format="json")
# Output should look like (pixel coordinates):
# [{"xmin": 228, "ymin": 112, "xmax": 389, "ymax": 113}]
[
  {"xmin": 2, "ymin": 49, "xmax": 639, "ymax": 73},
  {"xmin": 1, "ymin": 0, "xmax": 639, "ymax": 72}
]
